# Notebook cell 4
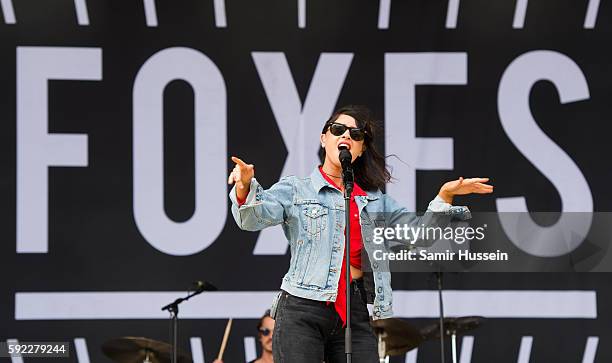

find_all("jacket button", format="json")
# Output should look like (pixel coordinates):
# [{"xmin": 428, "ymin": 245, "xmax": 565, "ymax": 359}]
[
  {"xmin": 372, "ymin": 263, "xmax": 378, "ymax": 269},
  {"xmin": 330, "ymin": 268, "xmax": 337, "ymax": 273},
  {"xmin": 377, "ymin": 287, "xmax": 383, "ymax": 293}
]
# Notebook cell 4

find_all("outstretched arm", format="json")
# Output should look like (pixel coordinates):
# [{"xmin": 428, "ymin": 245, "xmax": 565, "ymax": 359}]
[
  {"xmin": 228, "ymin": 156, "xmax": 294, "ymax": 231},
  {"xmin": 437, "ymin": 177, "xmax": 493, "ymax": 204},
  {"xmin": 382, "ymin": 176, "xmax": 493, "ymax": 248}
]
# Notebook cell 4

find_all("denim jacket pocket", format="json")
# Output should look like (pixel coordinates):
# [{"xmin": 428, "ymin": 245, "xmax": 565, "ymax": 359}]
[{"xmin": 297, "ymin": 201, "xmax": 329, "ymax": 240}]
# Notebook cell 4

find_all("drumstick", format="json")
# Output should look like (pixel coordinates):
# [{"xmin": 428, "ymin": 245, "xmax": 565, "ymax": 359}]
[{"xmin": 217, "ymin": 318, "xmax": 233, "ymax": 361}]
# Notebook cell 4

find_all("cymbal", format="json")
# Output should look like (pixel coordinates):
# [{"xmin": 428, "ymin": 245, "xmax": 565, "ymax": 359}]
[
  {"xmin": 420, "ymin": 316, "xmax": 484, "ymax": 340},
  {"xmin": 370, "ymin": 318, "xmax": 424, "ymax": 356},
  {"xmin": 102, "ymin": 337, "xmax": 192, "ymax": 363}
]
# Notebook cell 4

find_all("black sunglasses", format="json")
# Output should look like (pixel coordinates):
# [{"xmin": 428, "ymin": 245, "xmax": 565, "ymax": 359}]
[
  {"xmin": 326, "ymin": 122, "xmax": 367, "ymax": 141},
  {"xmin": 259, "ymin": 328, "xmax": 272, "ymax": 336}
]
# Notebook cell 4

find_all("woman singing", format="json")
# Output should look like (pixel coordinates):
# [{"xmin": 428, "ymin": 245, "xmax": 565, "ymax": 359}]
[{"xmin": 228, "ymin": 105, "xmax": 492, "ymax": 362}]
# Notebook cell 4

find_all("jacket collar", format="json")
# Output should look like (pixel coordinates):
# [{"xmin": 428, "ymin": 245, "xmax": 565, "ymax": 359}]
[
  {"xmin": 310, "ymin": 166, "xmax": 332, "ymax": 193},
  {"xmin": 310, "ymin": 166, "xmax": 380, "ymax": 201}
]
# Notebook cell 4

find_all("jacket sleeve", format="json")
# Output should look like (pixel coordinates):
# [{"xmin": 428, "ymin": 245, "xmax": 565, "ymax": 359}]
[
  {"xmin": 382, "ymin": 194, "xmax": 471, "ymax": 248},
  {"xmin": 228, "ymin": 176, "xmax": 294, "ymax": 231}
]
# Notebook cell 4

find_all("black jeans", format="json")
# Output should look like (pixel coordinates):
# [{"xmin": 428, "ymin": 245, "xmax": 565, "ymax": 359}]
[{"xmin": 272, "ymin": 279, "xmax": 378, "ymax": 363}]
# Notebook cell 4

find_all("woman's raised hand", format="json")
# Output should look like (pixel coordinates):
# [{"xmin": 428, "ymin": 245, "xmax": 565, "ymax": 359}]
[
  {"xmin": 228, "ymin": 156, "xmax": 255, "ymax": 200},
  {"xmin": 438, "ymin": 177, "xmax": 493, "ymax": 204}
]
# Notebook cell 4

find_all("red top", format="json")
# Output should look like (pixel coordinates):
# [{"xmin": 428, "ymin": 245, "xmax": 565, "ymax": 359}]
[
  {"xmin": 318, "ymin": 167, "xmax": 366, "ymax": 325},
  {"xmin": 236, "ymin": 169, "xmax": 366, "ymax": 325}
]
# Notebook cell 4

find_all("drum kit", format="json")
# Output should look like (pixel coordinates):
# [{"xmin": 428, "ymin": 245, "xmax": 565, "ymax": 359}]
[
  {"xmin": 101, "ymin": 276, "xmax": 480, "ymax": 363},
  {"xmin": 101, "ymin": 337, "xmax": 192, "ymax": 363},
  {"xmin": 100, "ymin": 316, "xmax": 481, "ymax": 363},
  {"xmin": 371, "ymin": 316, "xmax": 483, "ymax": 363}
]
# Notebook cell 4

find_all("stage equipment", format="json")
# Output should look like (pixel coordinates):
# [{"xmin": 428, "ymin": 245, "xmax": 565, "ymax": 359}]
[{"xmin": 102, "ymin": 336, "xmax": 192, "ymax": 363}]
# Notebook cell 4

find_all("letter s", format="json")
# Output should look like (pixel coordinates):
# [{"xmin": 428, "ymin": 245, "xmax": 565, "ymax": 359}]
[{"xmin": 497, "ymin": 50, "xmax": 592, "ymax": 257}]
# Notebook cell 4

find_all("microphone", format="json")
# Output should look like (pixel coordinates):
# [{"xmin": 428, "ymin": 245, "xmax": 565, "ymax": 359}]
[
  {"xmin": 192, "ymin": 280, "xmax": 218, "ymax": 293},
  {"xmin": 338, "ymin": 145, "xmax": 352, "ymax": 170},
  {"xmin": 338, "ymin": 145, "xmax": 354, "ymax": 193},
  {"xmin": 161, "ymin": 280, "xmax": 217, "ymax": 312}
]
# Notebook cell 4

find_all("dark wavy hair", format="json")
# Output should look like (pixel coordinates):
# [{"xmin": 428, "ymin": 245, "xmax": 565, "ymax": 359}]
[
  {"xmin": 321, "ymin": 105, "xmax": 391, "ymax": 191},
  {"xmin": 256, "ymin": 309, "xmax": 271, "ymax": 331}
]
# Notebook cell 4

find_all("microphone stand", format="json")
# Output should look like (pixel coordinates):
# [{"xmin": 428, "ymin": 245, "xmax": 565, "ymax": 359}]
[
  {"xmin": 435, "ymin": 271, "xmax": 446, "ymax": 363},
  {"xmin": 341, "ymin": 161, "xmax": 354, "ymax": 363},
  {"xmin": 161, "ymin": 282, "xmax": 217, "ymax": 363}
]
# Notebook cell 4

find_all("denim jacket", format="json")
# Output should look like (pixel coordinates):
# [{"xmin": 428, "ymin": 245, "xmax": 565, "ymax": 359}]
[{"xmin": 229, "ymin": 167, "xmax": 471, "ymax": 320}]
